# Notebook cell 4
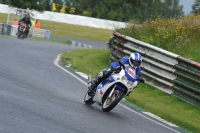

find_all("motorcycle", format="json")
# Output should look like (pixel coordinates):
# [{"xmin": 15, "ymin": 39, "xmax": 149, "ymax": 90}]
[
  {"xmin": 17, "ymin": 22, "xmax": 28, "ymax": 39},
  {"xmin": 84, "ymin": 60, "xmax": 145, "ymax": 112}
]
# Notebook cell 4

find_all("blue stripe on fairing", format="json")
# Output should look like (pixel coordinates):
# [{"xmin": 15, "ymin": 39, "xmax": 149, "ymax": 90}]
[
  {"xmin": 97, "ymin": 74, "xmax": 115, "ymax": 90},
  {"xmin": 115, "ymin": 85, "xmax": 124, "ymax": 91}
]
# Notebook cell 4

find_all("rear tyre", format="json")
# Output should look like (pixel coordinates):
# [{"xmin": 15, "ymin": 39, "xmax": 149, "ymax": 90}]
[
  {"xmin": 102, "ymin": 89, "xmax": 124, "ymax": 112},
  {"xmin": 84, "ymin": 91, "xmax": 95, "ymax": 105}
]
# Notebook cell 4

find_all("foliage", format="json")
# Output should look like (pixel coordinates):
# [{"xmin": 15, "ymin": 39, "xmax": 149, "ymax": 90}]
[
  {"xmin": 192, "ymin": 0, "xmax": 200, "ymax": 15},
  {"xmin": 2, "ymin": 0, "xmax": 186, "ymax": 21},
  {"xmin": 44, "ymin": 0, "xmax": 51, "ymax": 11},
  {"xmin": 52, "ymin": 0, "xmax": 63, "ymax": 12},
  {"xmin": 117, "ymin": 15, "xmax": 200, "ymax": 62},
  {"xmin": 8, "ymin": 0, "xmax": 46, "ymax": 12},
  {"xmin": 62, "ymin": 0, "xmax": 184, "ymax": 21}
]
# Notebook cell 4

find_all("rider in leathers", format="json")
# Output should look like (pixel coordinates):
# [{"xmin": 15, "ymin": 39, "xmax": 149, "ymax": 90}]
[
  {"xmin": 88, "ymin": 52, "xmax": 144, "ymax": 96},
  {"xmin": 18, "ymin": 14, "xmax": 32, "ymax": 38}
]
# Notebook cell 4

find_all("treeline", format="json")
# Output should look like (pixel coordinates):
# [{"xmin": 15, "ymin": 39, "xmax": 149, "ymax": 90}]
[{"xmin": 0, "ymin": 0, "xmax": 195, "ymax": 22}]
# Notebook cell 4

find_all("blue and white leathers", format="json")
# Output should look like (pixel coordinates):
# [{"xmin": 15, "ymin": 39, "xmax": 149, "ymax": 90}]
[
  {"xmin": 110, "ymin": 57, "xmax": 142, "ymax": 84},
  {"xmin": 93, "ymin": 64, "xmax": 138, "ymax": 104},
  {"xmin": 84, "ymin": 56, "xmax": 143, "ymax": 112}
]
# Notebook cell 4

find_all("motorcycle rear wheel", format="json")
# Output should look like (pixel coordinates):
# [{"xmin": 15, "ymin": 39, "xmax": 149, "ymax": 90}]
[
  {"xmin": 102, "ymin": 89, "xmax": 124, "ymax": 112},
  {"xmin": 84, "ymin": 92, "xmax": 95, "ymax": 105}
]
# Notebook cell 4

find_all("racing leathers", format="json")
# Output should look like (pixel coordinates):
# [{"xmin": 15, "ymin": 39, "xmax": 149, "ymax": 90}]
[
  {"xmin": 18, "ymin": 17, "xmax": 32, "ymax": 37},
  {"xmin": 89, "ymin": 57, "xmax": 142, "ymax": 95}
]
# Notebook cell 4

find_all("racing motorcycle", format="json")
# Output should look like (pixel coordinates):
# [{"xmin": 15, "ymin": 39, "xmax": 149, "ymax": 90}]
[
  {"xmin": 17, "ymin": 22, "xmax": 28, "ymax": 39},
  {"xmin": 84, "ymin": 60, "xmax": 145, "ymax": 112}
]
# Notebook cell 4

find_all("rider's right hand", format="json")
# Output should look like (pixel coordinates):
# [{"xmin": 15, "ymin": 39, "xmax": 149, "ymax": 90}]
[{"xmin": 111, "ymin": 66, "xmax": 121, "ymax": 72}]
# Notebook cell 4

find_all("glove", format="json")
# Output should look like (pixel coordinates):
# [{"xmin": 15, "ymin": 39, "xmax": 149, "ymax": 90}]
[
  {"xmin": 118, "ymin": 60, "xmax": 125, "ymax": 69},
  {"xmin": 111, "ymin": 66, "xmax": 121, "ymax": 73},
  {"xmin": 115, "ymin": 67, "xmax": 121, "ymax": 73}
]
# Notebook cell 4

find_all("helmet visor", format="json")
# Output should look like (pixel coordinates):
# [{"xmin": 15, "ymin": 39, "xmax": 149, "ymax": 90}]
[{"xmin": 130, "ymin": 58, "xmax": 141, "ymax": 67}]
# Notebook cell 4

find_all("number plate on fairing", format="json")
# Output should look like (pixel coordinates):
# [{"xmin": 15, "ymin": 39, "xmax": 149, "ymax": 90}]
[{"xmin": 127, "ymin": 68, "xmax": 136, "ymax": 78}]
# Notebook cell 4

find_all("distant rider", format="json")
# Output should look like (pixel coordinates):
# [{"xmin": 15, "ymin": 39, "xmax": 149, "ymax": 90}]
[
  {"xmin": 88, "ymin": 52, "xmax": 144, "ymax": 95},
  {"xmin": 18, "ymin": 14, "xmax": 32, "ymax": 38}
]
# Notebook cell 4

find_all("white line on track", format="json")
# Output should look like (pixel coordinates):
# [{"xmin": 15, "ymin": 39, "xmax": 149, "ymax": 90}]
[
  {"xmin": 54, "ymin": 54, "xmax": 87, "ymax": 86},
  {"xmin": 54, "ymin": 53, "xmax": 181, "ymax": 133}
]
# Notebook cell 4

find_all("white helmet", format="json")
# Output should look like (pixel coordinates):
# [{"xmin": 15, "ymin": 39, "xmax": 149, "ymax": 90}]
[{"xmin": 129, "ymin": 52, "xmax": 142, "ymax": 68}]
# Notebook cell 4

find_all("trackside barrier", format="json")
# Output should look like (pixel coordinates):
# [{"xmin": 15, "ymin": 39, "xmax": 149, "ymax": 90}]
[
  {"xmin": 1, "ymin": 24, "xmax": 11, "ymax": 35},
  {"xmin": 7, "ymin": 25, "xmax": 11, "ymax": 35},
  {"xmin": 45, "ymin": 30, "xmax": 50, "ymax": 39},
  {"xmin": 0, "ymin": 23, "xmax": 3, "ymax": 34},
  {"xmin": 1, "ymin": 24, "xmax": 8, "ymax": 35},
  {"xmin": 10, "ymin": 25, "xmax": 18, "ymax": 36},
  {"xmin": 108, "ymin": 31, "xmax": 200, "ymax": 108},
  {"xmin": 173, "ymin": 57, "xmax": 200, "ymax": 107},
  {"xmin": 2, "ymin": 25, "xmax": 51, "ymax": 39},
  {"xmin": 33, "ymin": 28, "xmax": 51, "ymax": 39}
]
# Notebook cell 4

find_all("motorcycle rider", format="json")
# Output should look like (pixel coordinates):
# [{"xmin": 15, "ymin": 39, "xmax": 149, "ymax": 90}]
[
  {"xmin": 88, "ymin": 52, "xmax": 144, "ymax": 96},
  {"xmin": 17, "ymin": 14, "xmax": 32, "ymax": 38}
]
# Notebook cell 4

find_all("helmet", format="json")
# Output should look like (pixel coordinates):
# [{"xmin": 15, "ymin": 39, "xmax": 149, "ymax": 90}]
[
  {"xmin": 129, "ymin": 52, "xmax": 142, "ymax": 68},
  {"xmin": 25, "ymin": 14, "xmax": 30, "ymax": 21}
]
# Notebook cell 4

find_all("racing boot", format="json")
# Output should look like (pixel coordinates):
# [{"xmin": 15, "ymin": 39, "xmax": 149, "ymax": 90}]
[{"xmin": 88, "ymin": 80, "xmax": 98, "ymax": 96}]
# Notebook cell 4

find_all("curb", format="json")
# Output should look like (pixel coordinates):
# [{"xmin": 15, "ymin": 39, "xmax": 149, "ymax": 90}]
[{"xmin": 66, "ymin": 40, "xmax": 93, "ymax": 48}]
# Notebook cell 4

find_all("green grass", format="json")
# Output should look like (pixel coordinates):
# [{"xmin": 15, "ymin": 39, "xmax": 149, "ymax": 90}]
[
  {"xmin": 61, "ymin": 49, "xmax": 110, "ymax": 77},
  {"xmin": 0, "ymin": 13, "xmax": 112, "ymax": 42},
  {"xmin": 61, "ymin": 49, "xmax": 200, "ymax": 133},
  {"xmin": 40, "ymin": 20, "xmax": 112, "ymax": 42}
]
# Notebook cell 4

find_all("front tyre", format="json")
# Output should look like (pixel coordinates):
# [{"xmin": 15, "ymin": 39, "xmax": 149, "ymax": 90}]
[
  {"xmin": 84, "ymin": 91, "xmax": 95, "ymax": 105},
  {"xmin": 102, "ymin": 89, "xmax": 124, "ymax": 112}
]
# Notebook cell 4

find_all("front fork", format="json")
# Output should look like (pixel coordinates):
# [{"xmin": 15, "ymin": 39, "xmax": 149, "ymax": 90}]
[
  {"xmin": 108, "ymin": 85, "xmax": 116, "ymax": 99},
  {"xmin": 87, "ymin": 75, "xmax": 92, "ymax": 88}
]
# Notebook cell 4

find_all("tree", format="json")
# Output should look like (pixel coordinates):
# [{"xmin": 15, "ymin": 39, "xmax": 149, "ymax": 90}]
[
  {"xmin": 9, "ymin": 0, "xmax": 45, "ymax": 12},
  {"xmin": 44, "ymin": 0, "xmax": 51, "ymax": 11},
  {"xmin": 52, "ymin": 0, "xmax": 63, "ymax": 12},
  {"xmin": 8, "ymin": 0, "xmax": 184, "ymax": 21},
  {"xmin": 192, "ymin": 0, "xmax": 200, "ymax": 15},
  {"xmin": 163, "ymin": 0, "xmax": 183, "ymax": 18},
  {"xmin": 65, "ymin": 1, "xmax": 71, "ymax": 13},
  {"xmin": 73, "ymin": 0, "xmax": 83, "ymax": 15},
  {"xmin": 0, "ymin": 0, "xmax": 9, "ymax": 4}
]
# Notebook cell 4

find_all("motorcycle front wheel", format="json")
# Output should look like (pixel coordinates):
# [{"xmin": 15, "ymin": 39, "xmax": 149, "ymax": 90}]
[
  {"xmin": 102, "ymin": 89, "xmax": 124, "ymax": 112},
  {"xmin": 84, "ymin": 91, "xmax": 95, "ymax": 105}
]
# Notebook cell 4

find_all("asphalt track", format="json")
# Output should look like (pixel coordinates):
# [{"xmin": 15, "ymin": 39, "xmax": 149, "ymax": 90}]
[{"xmin": 0, "ymin": 36, "xmax": 187, "ymax": 133}]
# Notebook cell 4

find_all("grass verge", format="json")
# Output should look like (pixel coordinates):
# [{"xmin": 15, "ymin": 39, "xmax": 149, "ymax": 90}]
[{"xmin": 61, "ymin": 49, "xmax": 200, "ymax": 133}]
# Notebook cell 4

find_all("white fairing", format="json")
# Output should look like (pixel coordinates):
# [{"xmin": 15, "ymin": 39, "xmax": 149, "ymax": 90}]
[{"xmin": 93, "ymin": 66, "xmax": 137, "ymax": 104}]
